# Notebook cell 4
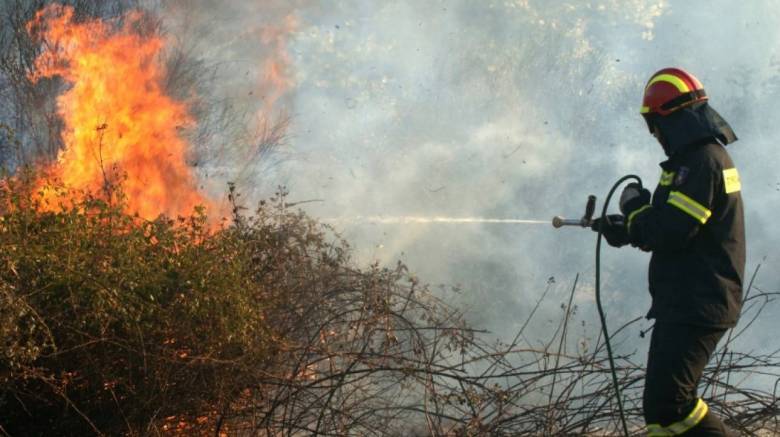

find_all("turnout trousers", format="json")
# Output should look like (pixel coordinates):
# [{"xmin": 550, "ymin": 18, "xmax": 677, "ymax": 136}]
[{"xmin": 643, "ymin": 322, "xmax": 735, "ymax": 436}]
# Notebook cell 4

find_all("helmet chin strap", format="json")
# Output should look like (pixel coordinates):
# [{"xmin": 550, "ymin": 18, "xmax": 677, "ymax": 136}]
[
  {"xmin": 659, "ymin": 137, "xmax": 673, "ymax": 157},
  {"xmin": 650, "ymin": 123, "xmax": 673, "ymax": 157}
]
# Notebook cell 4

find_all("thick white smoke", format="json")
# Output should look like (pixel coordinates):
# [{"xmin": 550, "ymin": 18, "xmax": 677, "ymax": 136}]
[{"xmin": 163, "ymin": 0, "xmax": 779, "ymax": 361}]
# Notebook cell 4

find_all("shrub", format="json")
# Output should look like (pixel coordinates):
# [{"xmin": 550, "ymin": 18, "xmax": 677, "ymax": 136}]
[{"xmin": 0, "ymin": 176, "xmax": 469, "ymax": 435}]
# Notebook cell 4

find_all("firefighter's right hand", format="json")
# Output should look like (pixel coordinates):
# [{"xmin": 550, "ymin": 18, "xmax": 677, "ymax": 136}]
[
  {"xmin": 591, "ymin": 214, "xmax": 629, "ymax": 247},
  {"xmin": 619, "ymin": 183, "xmax": 651, "ymax": 216}
]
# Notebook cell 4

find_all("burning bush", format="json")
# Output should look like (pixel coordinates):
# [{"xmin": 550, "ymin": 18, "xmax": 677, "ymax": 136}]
[
  {"xmin": 0, "ymin": 175, "xmax": 473, "ymax": 435},
  {"xmin": 0, "ymin": 175, "xmax": 254, "ymax": 433}
]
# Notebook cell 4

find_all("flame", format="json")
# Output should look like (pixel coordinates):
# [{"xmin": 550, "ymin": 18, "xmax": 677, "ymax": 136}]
[
  {"xmin": 29, "ymin": 5, "xmax": 210, "ymax": 220},
  {"xmin": 257, "ymin": 15, "xmax": 298, "ymax": 117}
]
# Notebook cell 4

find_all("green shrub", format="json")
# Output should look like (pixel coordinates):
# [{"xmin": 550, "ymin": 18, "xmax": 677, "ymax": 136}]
[
  {"xmin": 0, "ymin": 170, "xmax": 492, "ymax": 437},
  {"xmin": 0, "ymin": 174, "xmax": 440, "ymax": 436}
]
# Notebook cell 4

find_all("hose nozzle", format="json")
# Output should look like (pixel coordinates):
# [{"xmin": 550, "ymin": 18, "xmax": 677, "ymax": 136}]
[{"xmin": 552, "ymin": 195, "xmax": 597, "ymax": 229}]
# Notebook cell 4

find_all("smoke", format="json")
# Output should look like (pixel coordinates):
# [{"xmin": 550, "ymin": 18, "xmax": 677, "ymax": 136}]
[
  {"xmin": 158, "ymin": 0, "xmax": 779, "ymax": 358},
  {"xmin": 148, "ymin": 0, "xmax": 308, "ymax": 200}
]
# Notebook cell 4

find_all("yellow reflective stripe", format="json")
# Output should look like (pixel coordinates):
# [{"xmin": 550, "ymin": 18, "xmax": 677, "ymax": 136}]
[
  {"xmin": 647, "ymin": 424, "xmax": 674, "ymax": 436},
  {"xmin": 628, "ymin": 204, "xmax": 652, "ymax": 232},
  {"xmin": 723, "ymin": 168, "xmax": 741, "ymax": 194},
  {"xmin": 647, "ymin": 73, "xmax": 691, "ymax": 93},
  {"xmin": 659, "ymin": 170, "xmax": 676, "ymax": 186},
  {"xmin": 672, "ymin": 398, "xmax": 709, "ymax": 434},
  {"xmin": 667, "ymin": 191, "xmax": 712, "ymax": 224},
  {"xmin": 640, "ymin": 105, "xmax": 651, "ymax": 114},
  {"xmin": 646, "ymin": 399, "xmax": 709, "ymax": 436}
]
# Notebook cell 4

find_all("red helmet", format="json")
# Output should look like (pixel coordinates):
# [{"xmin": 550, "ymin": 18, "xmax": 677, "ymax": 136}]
[{"xmin": 640, "ymin": 68, "xmax": 708, "ymax": 116}]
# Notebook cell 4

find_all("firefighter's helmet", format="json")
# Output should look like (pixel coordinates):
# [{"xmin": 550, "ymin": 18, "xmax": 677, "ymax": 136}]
[{"xmin": 641, "ymin": 68, "xmax": 708, "ymax": 117}]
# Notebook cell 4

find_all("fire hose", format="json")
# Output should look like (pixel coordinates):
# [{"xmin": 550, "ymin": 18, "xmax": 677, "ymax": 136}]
[{"xmin": 552, "ymin": 174, "xmax": 643, "ymax": 437}]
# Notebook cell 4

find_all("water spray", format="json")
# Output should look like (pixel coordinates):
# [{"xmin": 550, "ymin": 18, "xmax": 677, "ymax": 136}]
[
  {"xmin": 324, "ymin": 194, "xmax": 595, "ymax": 228},
  {"xmin": 325, "ymin": 216, "xmax": 550, "ymax": 225}
]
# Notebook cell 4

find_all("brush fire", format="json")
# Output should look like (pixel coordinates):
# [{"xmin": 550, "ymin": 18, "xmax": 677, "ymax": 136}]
[
  {"xmin": 2, "ymin": 2, "xmax": 778, "ymax": 436},
  {"xmin": 28, "ymin": 4, "xmax": 211, "ymax": 220}
]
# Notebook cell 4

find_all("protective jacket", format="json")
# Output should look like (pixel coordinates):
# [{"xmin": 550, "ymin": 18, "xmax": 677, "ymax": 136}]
[{"xmin": 628, "ymin": 103, "xmax": 745, "ymax": 328}]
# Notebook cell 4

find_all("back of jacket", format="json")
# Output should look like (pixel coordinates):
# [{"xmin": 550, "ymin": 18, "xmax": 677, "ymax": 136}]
[{"xmin": 628, "ymin": 141, "xmax": 745, "ymax": 328}]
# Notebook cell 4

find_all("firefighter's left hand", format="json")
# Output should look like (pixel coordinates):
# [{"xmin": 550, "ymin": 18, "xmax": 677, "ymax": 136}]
[
  {"xmin": 619, "ymin": 183, "xmax": 651, "ymax": 216},
  {"xmin": 591, "ymin": 214, "xmax": 629, "ymax": 247}
]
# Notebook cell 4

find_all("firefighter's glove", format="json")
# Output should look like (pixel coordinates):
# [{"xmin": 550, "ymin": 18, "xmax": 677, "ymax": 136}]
[
  {"xmin": 619, "ymin": 183, "xmax": 651, "ymax": 216},
  {"xmin": 591, "ymin": 214, "xmax": 629, "ymax": 248}
]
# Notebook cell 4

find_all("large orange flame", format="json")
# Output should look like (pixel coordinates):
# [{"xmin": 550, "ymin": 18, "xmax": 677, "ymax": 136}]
[{"xmin": 29, "ymin": 5, "xmax": 210, "ymax": 220}]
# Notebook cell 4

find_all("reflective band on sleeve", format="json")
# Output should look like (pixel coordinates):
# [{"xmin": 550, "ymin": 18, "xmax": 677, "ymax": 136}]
[
  {"xmin": 723, "ymin": 168, "xmax": 741, "ymax": 194},
  {"xmin": 627, "ymin": 204, "xmax": 652, "ymax": 232},
  {"xmin": 667, "ymin": 191, "xmax": 712, "ymax": 224},
  {"xmin": 646, "ymin": 398, "xmax": 709, "ymax": 436},
  {"xmin": 659, "ymin": 170, "xmax": 676, "ymax": 187}
]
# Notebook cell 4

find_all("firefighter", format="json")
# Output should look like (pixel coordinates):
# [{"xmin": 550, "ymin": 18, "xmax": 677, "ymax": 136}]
[{"xmin": 593, "ymin": 67, "xmax": 745, "ymax": 436}]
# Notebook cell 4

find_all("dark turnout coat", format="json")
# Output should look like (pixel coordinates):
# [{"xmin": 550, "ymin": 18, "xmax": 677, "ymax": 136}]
[{"xmin": 629, "ymin": 102, "xmax": 745, "ymax": 328}]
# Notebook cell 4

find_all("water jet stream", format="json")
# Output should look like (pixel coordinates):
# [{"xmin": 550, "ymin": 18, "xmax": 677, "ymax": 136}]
[{"xmin": 323, "ymin": 216, "xmax": 550, "ymax": 225}]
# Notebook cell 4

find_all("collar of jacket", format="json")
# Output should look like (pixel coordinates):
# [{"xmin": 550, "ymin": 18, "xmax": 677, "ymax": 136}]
[
  {"xmin": 648, "ymin": 101, "xmax": 737, "ymax": 157},
  {"xmin": 658, "ymin": 139, "xmax": 716, "ymax": 170}
]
